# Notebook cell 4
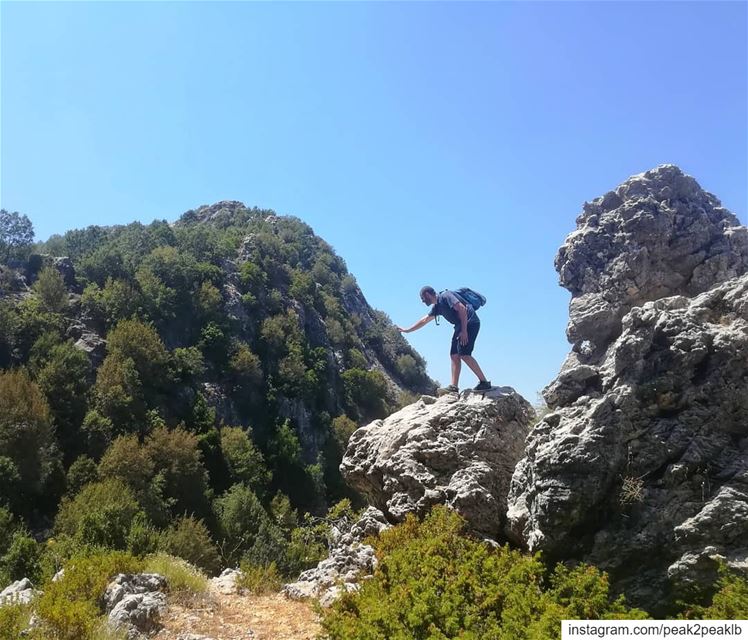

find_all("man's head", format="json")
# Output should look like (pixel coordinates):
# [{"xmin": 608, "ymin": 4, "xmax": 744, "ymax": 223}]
[{"xmin": 420, "ymin": 285, "xmax": 437, "ymax": 306}]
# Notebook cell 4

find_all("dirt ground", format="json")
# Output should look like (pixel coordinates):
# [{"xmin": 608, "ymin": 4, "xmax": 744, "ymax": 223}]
[{"xmin": 153, "ymin": 583, "xmax": 323, "ymax": 640}]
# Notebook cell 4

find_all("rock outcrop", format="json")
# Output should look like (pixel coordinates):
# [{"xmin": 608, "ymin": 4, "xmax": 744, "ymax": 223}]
[
  {"xmin": 284, "ymin": 507, "xmax": 391, "ymax": 607},
  {"xmin": 342, "ymin": 388, "xmax": 534, "ymax": 539},
  {"xmin": 105, "ymin": 573, "xmax": 168, "ymax": 639},
  {"xmin": 507, "ymin": 165, "xmax": 748, "ymax": 609},
  {"xmin": 0, "ymin": 578, "xmax": 38, "ymax": 605}
]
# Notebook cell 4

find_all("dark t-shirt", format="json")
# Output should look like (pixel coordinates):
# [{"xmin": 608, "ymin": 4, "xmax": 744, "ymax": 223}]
[{"xmin": 428, "ymin": 290, "xmax": 478, "ymax": 332}]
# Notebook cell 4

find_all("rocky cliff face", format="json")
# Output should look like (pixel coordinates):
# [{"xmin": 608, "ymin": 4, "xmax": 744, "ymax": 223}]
[
  {"xmin": 507, "ymin": 166, "xmax": 748, "ymax": 609},
  {"xmin": 341, "ymin": 387, "xmax": 534, "ymax": 539}
]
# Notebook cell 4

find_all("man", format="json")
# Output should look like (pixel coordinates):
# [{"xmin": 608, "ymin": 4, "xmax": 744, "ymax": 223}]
[{"xmin": 397, "ymin": 286, "xmax": 491, "ymax": 394}]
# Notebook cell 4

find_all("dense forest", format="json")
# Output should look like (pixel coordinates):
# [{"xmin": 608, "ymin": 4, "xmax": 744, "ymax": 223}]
[{"xmin": 0, "ymin": 203, "xmax": 434, "ymax": 585}]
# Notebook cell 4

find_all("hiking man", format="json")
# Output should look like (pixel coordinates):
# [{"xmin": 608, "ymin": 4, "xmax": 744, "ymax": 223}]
[{"xmin": 397, "ymin": 286, "xmax": 491, "ymax": 393}]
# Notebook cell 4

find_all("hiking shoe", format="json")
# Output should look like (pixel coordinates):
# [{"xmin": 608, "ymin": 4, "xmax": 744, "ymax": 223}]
[
  {"xmin": 437, "ymin": 384, "xmax": 459, "ymax": 396},
  {"xmin": 474, "ymin": 380, "xmax": 492, "ymax": 391}
]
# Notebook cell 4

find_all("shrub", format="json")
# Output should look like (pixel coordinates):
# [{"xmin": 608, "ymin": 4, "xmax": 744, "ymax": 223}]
[
  {"xmin": 125, "ymin": 513, "xmax": 160, "ymax": 557},
  {"xmin": 143, "ymin": 426, "xmax": 212, "ymax": 519},
  {"xmin": 36, "ymin": 342, "xmax": 91, "ymax": 458},
  {"xmin": 55, "ymin": 479, "xmax": 141, "ymax": 549},
  {"xmin": 220, "ymin": 426, "xmax": 270, "ymax": 491},
  {"xmin": 242, "ymin": 519, "xmax": 287, "ymax": 571},
  {"xmin": 105, "ymin": 318, "xmax": 169, "ymax": 388},
  {"xmin": 1, "ymin": 530, "xmax": 41, "ymax": 584},
  {"xmin": 395, "ymin": 354, "xmax": 420, "ymax": 386},
  {"xmin": 0, "ymin": 369, "xmax": 58, "ymax": 510},
  {"xmin": 33, "ymin": 550, "xmax": 141, "ymax": 640},
  {"xmin": 681, "ymin": 566, "xmax": 748, "ymax": 619},
  {"xmin": 322, "ymin": 506, "xmax": 647, "ymax": 640},
  {"xmin": 142, "ymin": 552, "xmax": 208, "ymax": 598},
  {"xmin": 80, "ymin": 411, "xmax": 114, "ymax": 460},
  {"xmin": 0, "ymin": 506, "xmax": 16, "ymax": 555},
  {"xmin": 0, "ymin": 602, "xmax": 32, "ymax": 640},
  {"xmin": 214, "ymin": 483, "xmax": 270, "ymax": 565},
  {"xmin": 331, "ymin": 415, "xmax": 357, "ymax": 451},
  {"xmin": 33, "ymin": 266, "xmax": 68, "ymax": 313},
  {"xmin": 171, "ymin": 346, "xmax": 206, "ymax": 380},
  {"xmin": 66, "ymin": 456, "xmax": 99, "ymax": 496},
  {"xmin": 237, "ymin": 560, "xmax": 282, "ymax": 595},
  {"xmin": 159, "ymin": 515, "xmax": 221, "ymax": 576},
  {"xmin": 341, "ymin": 368, "xmax": 390, "ymax": 420}
]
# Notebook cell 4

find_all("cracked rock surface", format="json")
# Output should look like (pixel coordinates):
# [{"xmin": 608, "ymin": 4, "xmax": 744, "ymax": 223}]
[
  {"xmin": 507, "ymin": 166, "xmax": 748, "ymax": 610},
  {"xmin": 341, "ymin": 387, "xmax": 534, "ymax": 539}
]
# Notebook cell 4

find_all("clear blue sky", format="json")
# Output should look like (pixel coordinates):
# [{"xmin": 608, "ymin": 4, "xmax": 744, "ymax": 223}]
[{"xmin": 2, "ymin": 1, "xmax": 746, "ymax": 402}]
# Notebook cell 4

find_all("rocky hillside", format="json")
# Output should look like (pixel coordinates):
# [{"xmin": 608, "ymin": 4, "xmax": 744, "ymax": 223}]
[{"xmin": 0, "ymin": 200, "xmax": 435, "ymax": 528}]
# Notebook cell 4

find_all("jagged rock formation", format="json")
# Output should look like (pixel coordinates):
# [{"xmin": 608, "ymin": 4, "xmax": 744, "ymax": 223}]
[
  {"xmin": 341, "ymin": 388, "xmax": 534, "ymax": 538},
  {"xmin": 0, "ymin": 577, "xmax": 38, "ymax": 605},
  {"xmin": 284, "ymin": 507, "xmax": 391, "ymax": 607},
  {"xmin": 507, "ymin": 165, "xmax": 748, "ymax": 609},
  {"xmin": 105, "ymin": 573, "xmax": 168, "ymax": 639}
]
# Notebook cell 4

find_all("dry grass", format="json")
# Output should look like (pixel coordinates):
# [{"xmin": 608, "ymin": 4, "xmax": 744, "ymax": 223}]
[{"xmin": 153, "ymin": 581, "xmax": 321, "ymax": 640}]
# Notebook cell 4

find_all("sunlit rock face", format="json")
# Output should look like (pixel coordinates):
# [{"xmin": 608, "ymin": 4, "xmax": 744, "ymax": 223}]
[
  {"xmin": 342, "ymin": 387, "xmax": 534, "ymax": 539},
  {"xmin": 507, "ymin": 166, "xmax": 748, "ymax": 610}
]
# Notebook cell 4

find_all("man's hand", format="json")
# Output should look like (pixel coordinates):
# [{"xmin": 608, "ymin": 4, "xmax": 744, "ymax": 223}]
[
  {"xmin": 397, "ymin": 326, "xmax": 408, "ymax": 333},
  {"xmin": 460, "ymin": 330, "xmax": 468, "ymax": 345}
]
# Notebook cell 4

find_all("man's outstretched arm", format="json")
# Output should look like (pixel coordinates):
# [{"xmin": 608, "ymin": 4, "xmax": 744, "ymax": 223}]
[{"xmin": 397, "ymin": 315, "xmax": 435, "ymax": 333}]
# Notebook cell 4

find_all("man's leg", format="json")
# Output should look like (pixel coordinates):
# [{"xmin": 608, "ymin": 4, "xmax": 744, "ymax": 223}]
[
  {"xmin": 451, "ymin": 354, "xmax": 461, "ymax": 386},
  {"xmin": 460, "ymin": 355, "xmax": 487, "ymax": 383}
]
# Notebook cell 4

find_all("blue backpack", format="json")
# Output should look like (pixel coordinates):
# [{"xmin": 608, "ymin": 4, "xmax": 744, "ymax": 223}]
[{"xmin": 453, "ymin": 287, "xmax": 487, "ymax": 310}]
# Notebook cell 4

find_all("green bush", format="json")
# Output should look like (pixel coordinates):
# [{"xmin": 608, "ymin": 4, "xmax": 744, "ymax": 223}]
[
  {"xmin": 341, "ymin": 368, "xmax": 390, "ymax": 421},
  {"xmin": 33, "ymin": 550, "xmax": 141, "ymax": 640},
  {"xmin": 332, "ymin": 415, "xmax": 358, "ymax": 451},
  {"xmin": 0, "ymin": 369, "xmax": 62, "ymax": 516},
  {"xmin": 125, "ymin": 513, "xmax": 160, "ymax": 557},
  {"xmin": 159, "ymin": 515, "xmax": 221, "ymax": 576},
  {"xmin": 55, "ymin": 479, "xmax": 141, "ymax": 549},
  {"xmin": 214, "ymin": 483, "xmax": 271, "ymax": 565},
  {"xmin": 0, "ymin": 530, "xmax": 41, "ymax": 584},
  {"xmin": 237, "ymin": 559, "xmax": 282, "ymax": 594},
  {"xmin": 66, "ymin": 456, "xmax": 99, "ymax": 495},
  {"xmin": 220, "ymin": 426, "xmax": 270, "ymax": 491},
  {"xmin": 681, "ymin": 566, "xmax": 748, "ymax": 619},
  {"xmin": 0, "ymin": 602, "xmax": 32, "ymax": 640},
  {"xmin": 0, "ymin": 506, "xmax": 16, "ymax": 555},
  {"xmin": 322, "ymin": 506, "xmax": 647, "ymax": 640},
  {"xmin": 33, "ymin": 266, "xmax": 68, "ymax": 313},
  {"xmin": 142, "ymin": 552, "xmax": 208, "ymax": 597}
]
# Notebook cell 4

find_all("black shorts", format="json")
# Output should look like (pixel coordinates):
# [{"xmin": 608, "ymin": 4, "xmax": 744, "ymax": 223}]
[{"xmin": 450, "ymin": 321, "xmax": 480, "ymax": 356}]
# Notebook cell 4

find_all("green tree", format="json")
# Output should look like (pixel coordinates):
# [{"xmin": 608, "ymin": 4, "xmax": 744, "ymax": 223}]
[
  {"xmin": 65, "ymin": 455, "xmax": 98, "ymax": 496},
  {"xmin": 0, "ymin": 530, "xmax": 41, "ymax": 584},
  {"xmin": 54, "ymin": 479, "xmax": 141, "ymax": 549},
  {"xmin": 159, "ymin": 515, "xmax": 221, "ymax": 575},
  {"xmin": 33, "ymin": 266, "xmax": 68, "ymax": 313},
  {"xmin": 341, "ymin": 368, "xmax": 390, "ymax": 420},
  {"xmin": 220, "ymin": 426, "xmax": 270, "ymax": 491},
  {"xmin": 0, "ymin": 210, "xmax": 34, "ymax": 263},
  {"xmin": 214, "ymin": 483, "xmax": 273, "ymax": 565},
  {"xmin": 35, "ymin": 342, "xmax": 91, "ymax": 461},
  {"xmin": 0, "ymin": 369, "xmax": 60, "ymax": 512}
]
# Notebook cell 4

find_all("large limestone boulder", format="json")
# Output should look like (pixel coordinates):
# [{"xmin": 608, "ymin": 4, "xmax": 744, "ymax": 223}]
[
  {"xmin": 341, "ymin": 387, "xmax": 534, "ymax": 538},
  {"xmin": 507, "ymin": 166, "xmax": 748, "ymax": 610}
]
